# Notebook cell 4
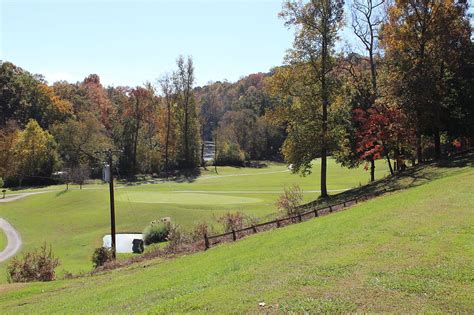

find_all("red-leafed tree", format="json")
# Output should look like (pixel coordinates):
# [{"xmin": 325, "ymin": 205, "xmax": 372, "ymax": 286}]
[
  {"xmin": 354, "ymin": 107, "xmax": 387, "ymax": 162},
  {"xmin": 354, "ymin": 104, "xmax": 415, "ymax": 173},
  {"xmin": 81, "ymin": 74, "xmax": 113, "ymax": 129}
]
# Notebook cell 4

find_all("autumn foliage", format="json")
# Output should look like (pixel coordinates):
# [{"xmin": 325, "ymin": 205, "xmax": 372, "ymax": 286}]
[{"xmin": 353, "ymin": 105, "xmax": 415, "ymax": 162}]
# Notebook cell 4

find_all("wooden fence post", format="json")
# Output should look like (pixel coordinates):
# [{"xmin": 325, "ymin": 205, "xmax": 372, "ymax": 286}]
[
  {"xmin": 276, "ymin": 219, "xmax": 281, "ymax": 228},
  {"xmin": 329, "ymin": 205, "xmax": 333, "ymax": 213},
  {"xmin": 252, "ymin": 225, "xmax": 257, "ymax": 233},
  {"xmin": 204, "ymin": 234, "xmax": 209, "ymax": 250},
  {"xmin": 314, "ymin": 209, "xmax": 319, "ymax": 217},
  {"xmin": 343, "ymin": 201, "xmax": 346, "ymax": 207},
  {"xmin": 298, "ymin": 213, "xmax": 302, "ymax": 222},
  {"xmin": 232, "ymin": 229, "xmax": 236, "ymax": 241},
  {"xmin": 355, "ymin": 198, "xmax": 358, "ymax": 204}
]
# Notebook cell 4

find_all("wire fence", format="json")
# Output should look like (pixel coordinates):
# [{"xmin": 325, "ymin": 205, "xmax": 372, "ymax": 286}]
[{"xmin": 203, "ymin": 188, "xmax": 388, "ymax": 250}]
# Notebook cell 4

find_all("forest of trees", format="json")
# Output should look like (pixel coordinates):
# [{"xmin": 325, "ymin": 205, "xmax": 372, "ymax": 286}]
[
  {"xmin": 0, "ymin": 0, "xmax": 472, "ymax": 192},
  {"xmin": 268, "ymin": 0, "xmax": 473, "ymax": 197},
  {"xmin": 0, "ymin": 58, "xmax": 286, "ymax": 186}
]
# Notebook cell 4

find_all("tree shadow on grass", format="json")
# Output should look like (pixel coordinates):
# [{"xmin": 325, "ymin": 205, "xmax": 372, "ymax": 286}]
[
  {"xmin": 245, "ymin": 161, "xmax": 269, "ymax": 169},
  {"xmin": 169, "ymin": 168, "xmax": 202, "ymax": 183},
  {"xmin": 55, "ymin": 189, "xmax": 69, "ymax": 197},
  {"xmin": 435, "ymin": 154, "xmax": 474, "ymax": 168},
  {"xmin": 304, "ymin": 153, "xmax": 474, "ymax": 209},
  {"xmin": 9, "ymin": 185, "xmax": 51, "ymax": 192},
  {"xmin": 120, "ymin": 168, "xmax": 202, "ymax": 186}
]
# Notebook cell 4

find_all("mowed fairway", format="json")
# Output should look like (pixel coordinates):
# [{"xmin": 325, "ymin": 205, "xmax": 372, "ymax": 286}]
[
  {"xmin": 0, "ymin": 159, "xmax": 389, "ymax": 281},
  {"xmin": 0, "ymin": 157, "xmax": 472, "ymax": 313}
]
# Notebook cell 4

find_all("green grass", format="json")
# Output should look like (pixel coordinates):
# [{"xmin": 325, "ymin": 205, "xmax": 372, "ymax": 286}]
[
  {"xmin": 0, "ymin": 229, "xmax": 6, "ymax": 252},
  {"xmin": 116, "ymin": 191, "xmax": 262, "ymax": 205},
  {"xmin": 0, "ymin": 159, "xmax": 389, "ymax": 281},
  {"xmin": 0, "ymin": 156, "xmax": 472, "ymax": 313}
]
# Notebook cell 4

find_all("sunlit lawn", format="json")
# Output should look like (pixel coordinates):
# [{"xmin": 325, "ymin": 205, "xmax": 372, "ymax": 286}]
[
  {"xmin": 0, "ymin": 159, "xmax": 389, "ymax": 282},
  {"xmin": 0, "ymin": 157, "xmax": 471, "ymax": 313}
]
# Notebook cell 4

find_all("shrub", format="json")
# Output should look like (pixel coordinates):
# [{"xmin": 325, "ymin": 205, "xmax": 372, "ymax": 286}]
[
  {"xmin": 217, "ymin": 212, "xmax": 245, "ymax": 232},
  {"xmin": 215, "ymin": 141, "xmax": 246, "ymax": 166},
  {"xmin": 7, "ymin": 244, "xmax": 60, "ymax": 283},
  {"xmin": 166, "ymin": 224, "xmax": 194, "ymax": 251},
  {"xmin": 91, "ymin": 247, "xmax": 114, "ymax": 268},
  {"xmin": 191, "ymin": 222, "xmax": 209, "ymax": 241},
  {"xmin": 276, "ymin": 184, "xmax": 304, "ymax": 218},
  {"xmin": 245, "ymin": 215, "xmax": 259, "ymax": 226},
  {"xmin": 143, "ymin": 222, "xmax": 170, "ymax": 245},
  {"xmin": 166, "ymin": 223, "xmax": 185, "ymax": 249}
]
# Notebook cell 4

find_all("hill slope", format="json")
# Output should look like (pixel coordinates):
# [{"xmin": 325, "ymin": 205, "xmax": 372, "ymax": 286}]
[{"xmin": 0, "ymin": 157, "xmax": 473, "ymax": 313}]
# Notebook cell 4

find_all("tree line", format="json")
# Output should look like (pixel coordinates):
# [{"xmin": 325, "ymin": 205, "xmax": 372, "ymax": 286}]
[
  {"xmin": 0, "ymin": 57, "xmax": 285, "ymax": 186},
  {"xmin": 0, "ymin": 0, "xmax": 472, "ymax": 193}
]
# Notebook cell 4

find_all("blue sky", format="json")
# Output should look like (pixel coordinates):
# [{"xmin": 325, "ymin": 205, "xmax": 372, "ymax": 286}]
[{"xmin": 1, "ymin": 0, "xmax": 355, "ymax": 87}]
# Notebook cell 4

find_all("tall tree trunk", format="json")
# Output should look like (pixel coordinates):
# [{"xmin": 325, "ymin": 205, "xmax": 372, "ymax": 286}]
[
  {"xmin": 433, "ymin": 54, "xmax": 446, "ymax": 161},
  {"xmin": 182, "ymin": 86, "xmax": 190, "ymax": 167},
  {"xmin": 165, "ymin": 103, "xmax": 171, "ymax": 170},
  {"xmin": 320, "ymin": 33, "xmax": 329, "ymax": 199},
  {"xmin": 416, "ymin": 32, "xmax": 427, "ymax": 165},
  {"xmin": 369, "ymin": 52, "xmax": 377, "ymax": 95},
  {"xmin": 432, "ymin": 84, "xmax": 441, "ymax": 161},
  {"xmin": 184, "ymin": 105, "xmax": 189, "ymax": 166},
  {"xmin": 416, "ymin": 111, "xmax": 423, "ymax": 164},
  {"xmin": 369, "ymin": 45, "xmax": 378, "ymax": 182},
  {"xmin": 434, "ymin": 126, "xmax": 441, "ymax": 160},
  {"xmin": 214, "ymin": 132, "xmax": 218, "ymax": 174},
  {"xmin": 321, "ymin": 147, "xmax": 328, "ymax": 198},
  {"xmin": 385, "ymin": 151, "xmax": 394, "ymax": 175},
  {"xmin": 133, "ymin": 106, "xmax": 140, "ymax": 175},
  {"xmin": 370, "ymin": 159, "xmax": 375, "ymax": 182},
  {"xmin": 416, "ymin": 129, "xmax": 423, "ymax": 164}
]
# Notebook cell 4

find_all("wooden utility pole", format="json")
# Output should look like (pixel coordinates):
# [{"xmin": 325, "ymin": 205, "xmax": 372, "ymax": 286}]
[
  {"xmin": 97, "ymin": 149, "xmax": 121, "ymax": 259},
  {"xmin": 107, "ymin": 149, "xmax": 116, "ymax": 259}
]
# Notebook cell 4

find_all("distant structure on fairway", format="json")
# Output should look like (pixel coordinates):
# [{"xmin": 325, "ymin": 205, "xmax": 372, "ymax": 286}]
[{"xmin": 203, "ymin": 141, "xmax": 215, "ymax": 162}]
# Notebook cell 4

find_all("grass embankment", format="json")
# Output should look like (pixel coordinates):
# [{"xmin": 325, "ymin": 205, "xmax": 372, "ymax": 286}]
[
  {"xmin": 0, "ymin": 159, "xmax": 389, "ymax": 280},
  {"xmin": 0, "ymin": 156, "xmax": 472, "ymax": 313}
]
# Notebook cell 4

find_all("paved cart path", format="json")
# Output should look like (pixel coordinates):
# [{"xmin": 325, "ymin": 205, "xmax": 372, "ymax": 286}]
[
  {"xmin": 0, "ymin": 192, "xmax": 38, "ymax": 262},
  {"xmin": 0, "ymin": 219, "xmax": 21, "ymax": 262},
  {"xmin": 0, "ymin": 191, "xmax": 52, "ymax": 203}
]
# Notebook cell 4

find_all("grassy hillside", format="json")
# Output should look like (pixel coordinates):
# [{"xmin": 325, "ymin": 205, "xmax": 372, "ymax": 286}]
[
  {"xmin": 0, "ymin": 157, "xmax": 472, "ymax": 313},
  {"xmin": 0, "ymin": 159, "xmax": 389, "ymax": 280}
]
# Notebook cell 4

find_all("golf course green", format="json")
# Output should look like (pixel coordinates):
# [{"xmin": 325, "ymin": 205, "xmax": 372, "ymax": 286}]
[
  {"xmin": 116, "ymin": 192, "xmax": 263, "ymax": 205},
  {"xmin": 0, "ymin": 159, "xmax": 390, "ymax": 282}
]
